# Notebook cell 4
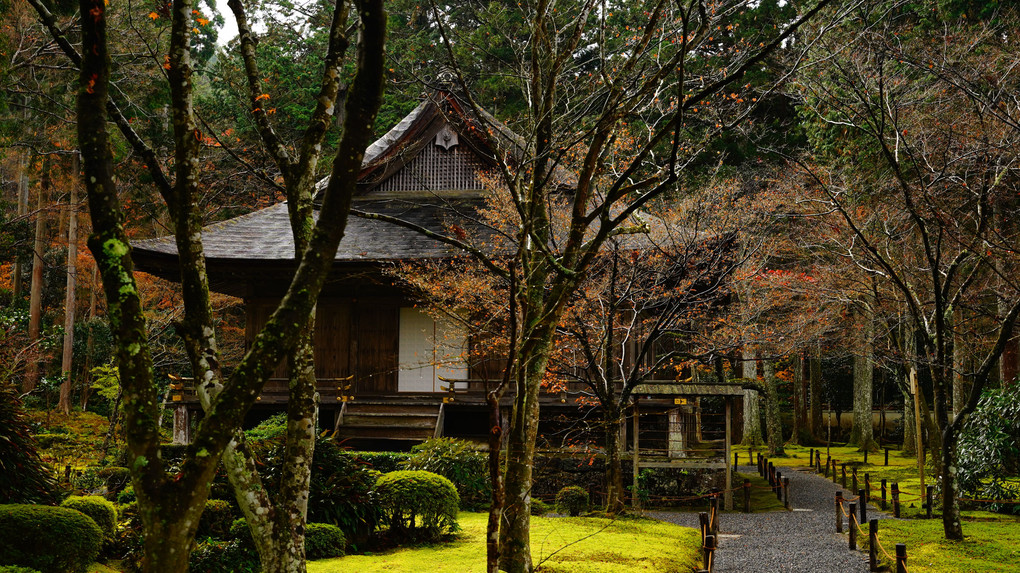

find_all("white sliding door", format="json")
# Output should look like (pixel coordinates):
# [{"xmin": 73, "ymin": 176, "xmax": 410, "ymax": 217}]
[{"xmin": 398, "ymin": 308, "xmax": 468, "ymax": 392}]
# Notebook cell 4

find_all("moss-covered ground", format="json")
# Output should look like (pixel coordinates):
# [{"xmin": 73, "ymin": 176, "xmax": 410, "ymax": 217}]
[{"xmin": 308, "ymin": 511, "xmax": 703, "ymax": 572}]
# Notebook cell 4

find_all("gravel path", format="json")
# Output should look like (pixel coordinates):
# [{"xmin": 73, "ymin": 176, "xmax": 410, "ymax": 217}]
[{"xmin": 647, "ymin": 464, "xmax": 889, "ymax": 573}]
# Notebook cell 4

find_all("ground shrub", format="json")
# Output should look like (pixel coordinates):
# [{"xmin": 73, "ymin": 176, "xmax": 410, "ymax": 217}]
[
  {"xmin": 347, "ymin": 450, "xmax": 410, "ymax": 473},
  {"xmin": 375, "ymin": 470, "xmax": 459, "ymax": 541},
  {"xmin": 198, "ymin": 499, "xmax": 235, "ymax": 539},
  {"xmin": 0, "ymin": 504, "xmax": 103, "ymax": 573},
  {"xmin": 958, "ymin": 389, "xmax": 1020, "ymax": 514},
  {"xmin": 305, "ymin": 523, "xmax": 346, "ymax": 560},
  {"xmin": 0, "ymin": 566, "xmax": 42, "ymax": 573},
  {"xmin": 556, "ymin": 486, "xmax": 589, "ymax": 516},
  {"xmin": 245, "ymin": 412, "xmax": 289, "ymax": 442},
  {"xmin": 60, "ymin": 495, "xmax": 118, "ymax": 540},
  {"xmin": 117, "ymin": 485, "xmax": 136, "ymax": 504},
  {"xmin": 97, "ymin": 466, "xmax": 131, "ymax": 496},
  {"xmin": 69, "ymin": 467, "xmax": 105, "ymax": 494},
  {"xmin": 229, "ymin": 518, "xmax": 254, "ymax": 548},
  {"xmin": 260, "ymin": 438, "xmax": 382, "ymax": 545},
  {"xmin": 0, "ymin": 385, "xmax": 58, "ymax": 504},
  {"xmin": 531, "ymin": 499, "xmax": 549, "ymax": 516},
  {"xmin": 402, "ymin": 438, "xmax": 489, "ymax": 510},
  {"xmin": 188, "ymin": 540, "xmax": 259, "ymax": 573}
]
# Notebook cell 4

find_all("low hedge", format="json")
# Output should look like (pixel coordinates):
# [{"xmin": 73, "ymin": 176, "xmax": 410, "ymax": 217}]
[
  {"xmin": 60, "ymin": 495, "xmax": 118, "ymax": 540},
  {"xmin": 305, "ymin": 523, "xmax": 346, "ymax": 560},
  {"xmin": 556, "ymin": 486, "xmax": 589, "ymax": 516},
  {"xmin": 402, "ymin": 438, "xmax": 489, "ymax": 510},
  {"xmin": 97, "ymin": 466, "xmax": 131, "ymax": 496},
  {"xmin": 198, "ymin": 499, "xmax": 235, "ymax": 539},
  {"xmin": 375, "ymin": 470, "xmax": 459, "ymax": 541},
  {"xmin": 0, "ymin": 504, "xmax": 103, "ymax": 573}
]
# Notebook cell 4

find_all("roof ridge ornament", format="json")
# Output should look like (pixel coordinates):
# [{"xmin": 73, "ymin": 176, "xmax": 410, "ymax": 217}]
[
  {"xmin": 435, "ymin": 124, "xmax": 459, "ymax": 150},
  {"xmin": 436, "ymin": 67, "xmax": 457, "ymax": 88}
]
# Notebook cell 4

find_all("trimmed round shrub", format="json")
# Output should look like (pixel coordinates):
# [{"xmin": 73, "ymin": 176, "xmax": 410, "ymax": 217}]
[
  {"xmin": 97, "ymin": 466, "xmax": 131, "ymax": 496},
  {"xmin": 402, "ymin": 438, "xmax": 489, "ymax": 510},
  {"xmin": 530, "ymin": 499, "xmax": 549, "ymax": 516},
  {"xmin": 0, "ymin": 504, "xmax": 103, "ymax": 573},
  {"xmin": 374, "ymin": 470, "xmax": 459, "ymax": 541},
  {"xmin": 556, "ymin": 486, "xmax": 589, "ymax": 517},
  {"xmin": 305, "ymin": 523, "xmax": 346, "ymax": 560},
  {"xmin": 198, "ymin": 499, "xmax": 235, "ymax": 539},
  {"xmin": 61, "ymin": 495, "xmax": 118, "ymax": 540},
  {"xmin": 229, "ymin": 518, "xmax": 254, "ymax": 548}
]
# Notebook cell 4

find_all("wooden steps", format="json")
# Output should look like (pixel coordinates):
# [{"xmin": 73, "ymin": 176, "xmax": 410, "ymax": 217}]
[{"xmin": 334, "ymin": 399, "xmax": 444, "ymax": 450}]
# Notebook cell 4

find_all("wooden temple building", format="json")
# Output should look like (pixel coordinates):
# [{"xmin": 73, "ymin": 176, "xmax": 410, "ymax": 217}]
[{"xmin": 133, "ymin": 87, "xmax": 746, "ymax": 504}]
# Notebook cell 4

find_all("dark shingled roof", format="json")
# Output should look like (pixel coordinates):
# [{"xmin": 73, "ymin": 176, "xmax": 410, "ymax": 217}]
[{"xmin": 134, "ymin": 198, "xmax": 486, "ymax": 263}]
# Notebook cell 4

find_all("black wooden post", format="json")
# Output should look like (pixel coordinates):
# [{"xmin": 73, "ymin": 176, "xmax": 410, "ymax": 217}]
[
  {"xmin": 699, "ymin": 512, "xmax": 709, "ymax": 544},
  {"xmin": 757, "ymin": 453, "xmax": 763, "ymax": 476},
  {"xmin": 775, "ymin": 471, "xmax": 783, "ymax": 500},
  {"xmin": 864, "ymin": 449, "xmax": 869, "ymax": 464},
  {"xmin": 852, "ymin": 467, "xmax": 858, "ymax": 492},
  {"xmin": 703, "ymin": 534, "xmax": 716, "ymax": 572},
  {"xmin": 892, "ymin": 483, "xmax": 900, "ymax": 518},
  {"xmin": 809, "ymin": 448, "xmax": 814, "ymax": 467},
  {"xmin": 865, "ymin": 473, "xmax": 871, "ymax": 503},
  {"xmin": 869, "ymin": 519, "xmax": 879, "ymax": 571},
  {"xmin": 743, "ymin": 478, "xmax": 751, "ymax": 513},
  {"xmin": 816, "ymin": 455, "xmax": 822, "ymax": 474},
  {"xmin": 710, "ymin": 493, "xmax": 720, "ymax": 534},
  {"xmin": 842, "ymin": 463, "xmax": 847, "ymax": 488},
  {"xmin": 836, "ymin": 492, "xmax": 843, "ymax": 533},
  {"xmin": 859, "ymin": 488, "xmax": 867, "ymax": 524},
  {"xmin": 881, "ymin": 479, "xmax": 887, "ymax": 511},
  {"xmin": 885, "ymin": 448, "xmax": 889, "ymax": 466},
  {"xmin": 734, "ymin": 451, "xmax": 739, "ymax": 468},
  {"xmin": 848, "ymin": 503, "xmax": 858, "ymax": 550},
  {"xmin": 926, "ymin": 485, "xmax": 934, "ymax": 519},
  {"xmin": 783, "ymin": 477, "xmax": 790, "ymax": 509},
  {"xmin": 896, "ymin": 543, "xmax": 907, "ymax": 573}
]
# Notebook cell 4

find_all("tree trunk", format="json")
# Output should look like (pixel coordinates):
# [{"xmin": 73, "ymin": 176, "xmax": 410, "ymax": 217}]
[
  {"xmin": 81, "ymin": 265, "xmax": 99, "ymax": 410},
  {"xmin": 25, "ymin": 157, "xmax": 49, "ymax": 393},
  {"xmin": 940, "ymin": 426, "xmax": 963, "ymax": 539},
  {"xmin": 763, "ymin": 360, "xmax": 784, "ymax": 456},
  {"xmin": 604, "ymin": 402, "xmax": 625, "ymax": 514},
  {"xmin": 486, "ymin": 390, "xmax": 504, "ymax": 573},
  {"xmin": 12, "ymin": 150, "xmax": 29, "ymax": 298},
  {"xmin": 809, "ymin": 347, "xmax": 822, "ymax": 440},
  {"xmin": 952, "ymin": 308, "xmax": 966, "ymax": 421},
  {"xmin": 901, "ymin": 376, "xmax": 916, "ymax": 456},
  {"xmin": 850, "ymin": 307, "xmax": 876, "ymax": 450},
  {"xmin": 59, "ymin": 155, "xmax": 79, "ymax": 415},
  {"xmin": 790, "ymin": 353, "xmax": 804, "ymax": 445},
  {"xmin": 741, "ymin": 350, "xmax": 763, "ymax": 446}
]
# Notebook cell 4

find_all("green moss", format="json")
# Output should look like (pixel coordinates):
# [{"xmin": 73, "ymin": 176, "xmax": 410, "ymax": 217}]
[
  {"xmin": 308, "ymin": 512, "xmax": 702, "ymax": 573},
  {"xmin": 861, "ymin": 516, "xmax": 1020, "ymax": 572}
]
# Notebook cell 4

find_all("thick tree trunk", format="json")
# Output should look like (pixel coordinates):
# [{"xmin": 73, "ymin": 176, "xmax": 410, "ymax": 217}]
[
  {"xmin": 741, "ymin": 350, "xmax": 763, "ymax": 446},
  {"xmin": 790, "ymin": 353, "xmax": 804, "ymax": 445},
  {"xmin": 850, "ymin": 308, "xmax": 876, "ymax": 450},
  {"xmin": 763, "ymin": 360, "xmax": 784, "ymax": 456},
  {"xmin": 59, "ymin": 159, "xmax": 78, "ymax": 415},
  {"xmin": 486, "ymin": 390, "xmax": 504, "ymax": 573},
  {"xmin": 809, "ymin": 348, "xmax": 823, "ymax": 440},
  {"xmin": 25, "ymin": 159, "xmax": 49, "ymax": 392},
  {"xmin": 901, "ymin": 376, "xmax": 916, "ymax": 456},
  {"xmin": 952, "ymin": 312, "xmax": 966, "ymax": 421},
  {"xmin": 940, "ymin": 429, "xmax": 963, "ymax": 539},
  {"xmin": 604, "ymin": 402, "xmax": 625, "ymax": 514}
]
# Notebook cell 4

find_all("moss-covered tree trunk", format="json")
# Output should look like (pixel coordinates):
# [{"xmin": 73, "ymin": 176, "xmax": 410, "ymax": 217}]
[
  {"xmin": 809, "ymin": 348, "xmax": 823, "ymax": 440},
  {"xmin": 850, "ymin": 306, "xmax": 877, "ymax": 451},
  {"xmin": 604, "ymin": 402, "xmax": 625, "ymax": 514},
  {"xmin": 763, "ymin": 360, "xmax": 784, "ymax": 456},
  {"xmin": 741, "ymin": 350, "xmax": 763, "ymax": 446}
]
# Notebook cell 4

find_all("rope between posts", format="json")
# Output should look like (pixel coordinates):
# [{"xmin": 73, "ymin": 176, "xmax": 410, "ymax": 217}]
[{"xmin": 874, "ymin": 531, "xmax": 895, "ymax": 561}]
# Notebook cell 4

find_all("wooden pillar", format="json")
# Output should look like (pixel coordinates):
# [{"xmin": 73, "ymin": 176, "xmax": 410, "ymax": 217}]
[
  {"xmin": 172, "ymin": 405, "xmax": 191, "ymax": 444},
  {"xmin": 724, "ymin": 396, "xmax": 733, "ymax": 510},
  {"xmin": 632, "ymin": 401, "xmax": 640, "ymax": 509}
]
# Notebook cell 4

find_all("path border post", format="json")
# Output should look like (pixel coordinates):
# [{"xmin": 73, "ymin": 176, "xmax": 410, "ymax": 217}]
[
  {"xmin": 859, "ymin": 488, "xmax": 867, "ymax": 524},
  {"xmin": 896, "ymin": 543, "xmax": 907, "ymax": 573},
  {"xmin": 703, "ymin": 534, "xmax": 716, "ymax": 572},
  {"xmin": 848, "ymin": 502, "xmax": 857, "ymax": 550},
  {"xmin": 835, "ymin": 492, "xmax": 843, "ymax": 533},
  {"xmin": 743, "ymin": 479, "xmax": 751, "ymax": 513},
  {"xmin": 868, "ymin": 518, "xmax": 878, "ymax": 572},
  {"xmin": 892, "ymin": 483, "xmax": 900, "ymax": 518}
]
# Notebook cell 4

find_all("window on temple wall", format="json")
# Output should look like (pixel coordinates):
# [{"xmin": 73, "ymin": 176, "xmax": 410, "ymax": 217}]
[{"xmin": 397, "ymin": 307, "xmax": 468, "ymax": 392}]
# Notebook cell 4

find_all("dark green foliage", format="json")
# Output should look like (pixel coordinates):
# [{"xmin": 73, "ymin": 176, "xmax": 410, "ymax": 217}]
[
  {"xmin": 958, "ymin": 389, "xmax": 1020, "ymax": 515},
  {"xmin": 375, "ymin": 470, "xmax": 459, "ymax": 541},
  {"xmin": 304, "ymin": 523, "xmax": 346, "ymax": 560},
  {"xmin": 116, "ymin": 485, "xmax": 136, "ymax": 504},
  {"xmin": 0, "ymin": 566, "xmax": 42, "ymax": 573},
  {"xmin": 556, "ymin": 486, "xmax": 589, "ymax": 517},
  {"xmin": 402, "ymin": 437, "xmax": 489, "ymax": 510},
  {"xmin": 259, "ymin": 439, "xmax": 383, "ymax": 544},
  {"xmin": 198, "ymin": 499, "xmax": 236, "ymax": 539},
  {"xmin": 348, "ymin": 450, "xmax": 411, "ymax": 473},
  {"xmin": 60, "ymin": 495, "xmax": 117, "ymax": 540},
  {"xmin": 188, "ymin": 539, "xmax": 260, "ymax": 573},
  {"xmin": 530, "ymin": 499, "xmax": 549, "ymax": 516},
  {"xmin": 0, "ymin": 505, "xmax": 103, "ymax": 573},
  {"xmin": 244, "ymin": 412, "xmax": 289, "ymax": 442},
  {"xmin": 228, "ymin": 518, "xmax": 254, "ymax": 548},
  {"xmin": 0, "ymin": 385, "xmax": 58, "ymax": 504},
  {"xmin": 97, "ymin": 466, "xmax": 131, "ymax": 497}
]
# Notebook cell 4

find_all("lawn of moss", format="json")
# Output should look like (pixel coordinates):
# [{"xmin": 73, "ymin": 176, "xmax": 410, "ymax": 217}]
[{"xmin": 308, "ymin": 512, "xmax": 702, "ymax": 572}]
